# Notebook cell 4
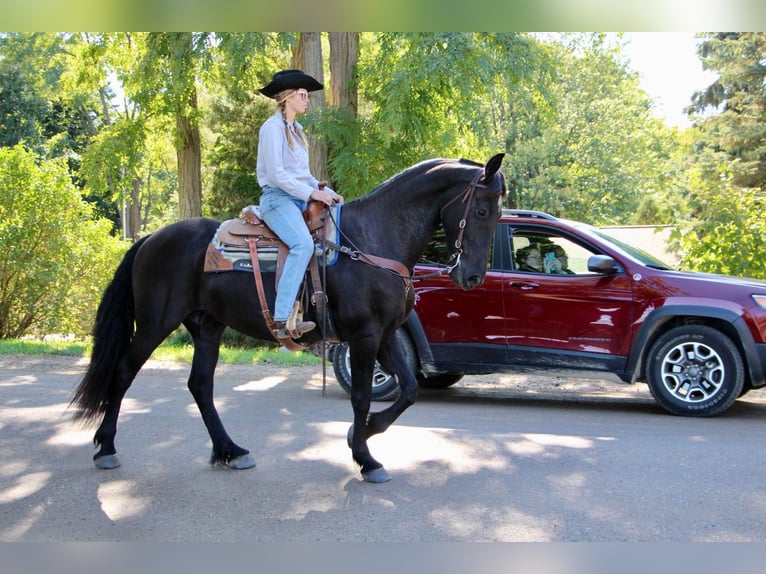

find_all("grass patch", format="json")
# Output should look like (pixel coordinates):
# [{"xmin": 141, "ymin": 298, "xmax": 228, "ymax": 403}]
[
  {"xmin": 1, "ymin": 338, "xmax": 90, "ymax": 357},
  {"xmin": 3, "ymin": 337, "xmax": 322, "ymax": 366}
]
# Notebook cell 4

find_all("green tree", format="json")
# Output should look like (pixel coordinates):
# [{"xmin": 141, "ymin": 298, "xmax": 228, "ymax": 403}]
[
  {"xmin": 0, "ymin": 67, "xmax": 48, "ymax": 149},
  {"xmin": 136, "ymin": 33, "xmax": 210, "ymax": 220},
  {"xmin": 506, "ymin": 33, "xmax": 679, "ymax": 224},
  {"xmin": 202, "ymin": 33, "xmax": 290, "ymax": 218},
  {"xmin": 690, "ymin": 33, "xmax": 766, "ymax": 190},
  {"xmin": 66, "ymin": 33, "xmax": 181, "ymax": 237},
  {"xmin": 0, "ymin": 145, "xmax": 124, "ymax": 337},
  {"xmin": 673, "ymin": 33, "xmax": 766, "ymax": 278},
  {"xmin": 0, "ymin": 33, "xmax": 99, "ymax": 172},
  {"xmin": 204, "ymin": 95, "xmax": 271, "ymax": 219},
  {"xmin": 671, "ymin": 147, "xmax": 766, "ymax": 277},
  {"xmin": 334, "ymin": 32, "xmax": 542, "ymax": 196}
]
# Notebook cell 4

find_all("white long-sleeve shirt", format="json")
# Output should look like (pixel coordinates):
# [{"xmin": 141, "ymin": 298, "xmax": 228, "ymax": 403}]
[{"xmin": 256, "ymin": 111, "xmax": 319, "ymax": 202}]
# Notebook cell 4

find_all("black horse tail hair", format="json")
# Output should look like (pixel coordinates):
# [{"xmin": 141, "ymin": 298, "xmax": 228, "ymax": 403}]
[{"xmin": 70, "ymin": 236, "xmax": 149, "ymax": 424}]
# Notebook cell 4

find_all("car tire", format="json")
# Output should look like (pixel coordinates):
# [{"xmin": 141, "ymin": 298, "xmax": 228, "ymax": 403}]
[
  {"xmin": 418, "ymin": 373, "xmax": 464, "ymax": 389},
  {"xmin": 331, "ymin": 330, "xmax": 417, "ymax": 401},
  {"xmin": 646, "ymin": 324, "xmax": 744, "ymax": 417}
]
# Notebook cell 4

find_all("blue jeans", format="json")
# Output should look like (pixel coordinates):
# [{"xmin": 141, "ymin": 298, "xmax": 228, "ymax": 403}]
[{"xmin": 259, "ymin": 187, "xmax": 313, "ymax": 322}]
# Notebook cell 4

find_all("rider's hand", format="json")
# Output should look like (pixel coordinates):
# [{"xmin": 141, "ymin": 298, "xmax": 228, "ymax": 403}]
[{"xmin": 311, "ymin": 188, "xmax": 343, "ymax": 206}]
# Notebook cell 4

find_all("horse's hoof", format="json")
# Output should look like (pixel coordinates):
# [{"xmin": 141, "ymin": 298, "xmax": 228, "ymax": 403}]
[
  {"xmin": 94, "ymin": 454, "xmax": 121, "ymax": 469},
  {"xmin": 347, "ymin": 424, "xmax": 354, "ymax": 448},
  {"xmin": 362, "ymin": 467, "xmax": 391, "ymax": 483},
  {"xmin": 226, "ymin": 454, "xmax": 256, "ymax": 470}
]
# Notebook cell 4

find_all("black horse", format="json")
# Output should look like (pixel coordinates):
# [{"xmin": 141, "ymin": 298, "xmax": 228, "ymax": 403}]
[{"xmin": 70, "ymin": 153, "xmax": 506, "ymax": 482}]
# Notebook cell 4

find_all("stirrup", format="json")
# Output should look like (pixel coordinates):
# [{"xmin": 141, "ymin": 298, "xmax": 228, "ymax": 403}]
[
  {"xmin": 273, "ymin": 320, "xmax": 316, "ymax": 340},
  {"xmin": 273, "ymin": 301, "xmax": 315, "ymax": 339}
]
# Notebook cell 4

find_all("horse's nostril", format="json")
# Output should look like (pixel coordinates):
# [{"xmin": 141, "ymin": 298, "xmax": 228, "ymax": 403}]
[{"xmin": 464, "ymin": 275, "xmax": 482, "ymax": 289}]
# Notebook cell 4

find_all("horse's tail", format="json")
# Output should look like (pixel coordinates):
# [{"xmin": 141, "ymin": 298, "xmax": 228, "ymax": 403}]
[{"xmin": 70, "ymin": 236, "xmax": 149, "ymax": 424}]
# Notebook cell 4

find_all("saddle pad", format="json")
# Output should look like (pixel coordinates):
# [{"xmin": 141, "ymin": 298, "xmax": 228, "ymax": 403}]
[
  {"xmin": 203, "ymin": 204, "xmax": 342, "ymax": 273},
  {"xmin": 204, "ymin": 241, "xmax": 278, "ymax": 273}
]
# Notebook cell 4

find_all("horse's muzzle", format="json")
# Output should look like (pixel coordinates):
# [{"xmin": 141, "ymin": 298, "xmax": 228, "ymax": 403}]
[{"xmin": 452, "ymin": 268, "xmax": 485, "ymax": 290}]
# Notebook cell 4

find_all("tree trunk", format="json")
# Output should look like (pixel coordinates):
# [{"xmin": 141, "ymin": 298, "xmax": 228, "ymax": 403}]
[
  {"xmin": 176, "ymin": 90, "xmax": 202, "ymax": 219},
  {"xmin": 292, "ymin": 32, "xmax": 329, "ymax": 184},
  {"xmin": 142, "ymin": 162, "xmax": 153, "ymax": 231},
  {"xmin": 329, "ymin": 32, "xmax": 359, "ymax": 115},
  {"xmin": 130, "ymin": 177, "xmax": 141, "ymax": 239}
]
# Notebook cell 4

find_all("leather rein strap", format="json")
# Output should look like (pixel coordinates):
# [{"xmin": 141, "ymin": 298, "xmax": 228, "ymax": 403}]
[{"xmin": 320, "ymin": 236, "xmax": 412, "ymax": 287}]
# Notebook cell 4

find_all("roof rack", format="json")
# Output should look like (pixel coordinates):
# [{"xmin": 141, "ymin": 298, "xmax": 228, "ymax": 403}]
[{"xmin": 502, "ymin": 209, "xmax": 558, "ymax": 220}]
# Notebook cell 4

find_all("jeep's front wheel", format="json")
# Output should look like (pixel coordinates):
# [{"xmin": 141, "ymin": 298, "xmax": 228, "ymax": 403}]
[
  {"xmin": 646, "ymin": 325, "xmax": 744, "ymax": 417},
  {"xmin": 331, "ymin": 330, "xmax": 416, "ymax": 401}
]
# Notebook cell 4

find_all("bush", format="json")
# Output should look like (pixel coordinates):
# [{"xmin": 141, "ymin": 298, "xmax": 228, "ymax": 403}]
[{"xmin": 0, "ymin": 145, "xmax": 125, "ymax": 337}]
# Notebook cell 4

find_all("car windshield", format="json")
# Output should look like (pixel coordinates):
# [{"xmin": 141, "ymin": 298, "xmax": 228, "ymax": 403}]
[{"xmin": 580, "ymin": 225, "xmax": 675, "ymax": 270}]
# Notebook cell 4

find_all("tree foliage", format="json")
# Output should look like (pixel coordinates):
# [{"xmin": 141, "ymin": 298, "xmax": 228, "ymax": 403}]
[
  {"xmin": 320, "ymin": 32, "xmax": 544, "ymax": 197},
  {"xmin": 670, "ymin": 148, "xmax": 766, "ymax": 277},
  {"xmin": 202, "ymin": 33, "xmax": 291, "ymax": 218},
  {"xmin": 0, "ymin": 67, "xmax": 49, "ymax": 149},
  {"xmin": 673, "ymin": 33, "xmax": 766, "ymax": 278},
  {"xmin": 204, "ymin": 94, "xmax": 271, "ymax": 219},
  {"xmin": 689, "ymin": 33, "xmax": 766, "ymax": 190},
  {"xmin": 505, "ymin": 34, "xmax": 680, "ymax": 224},
  {"xmin": 0, "ymin": 145, "xmax": 124, "ymax": 337},
  {"xmin": 0, "ymin": 33, "xmax": 98, "ymax": 183}
]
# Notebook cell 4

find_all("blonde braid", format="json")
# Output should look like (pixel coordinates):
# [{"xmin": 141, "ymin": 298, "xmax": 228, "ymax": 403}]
[
  {"xmin": 292, "ymin": 122, "xmax": 308, "ymax": 149},
  {"xmin": 276, "ymin": 90, "xmax": 308, "ymax": 150}
]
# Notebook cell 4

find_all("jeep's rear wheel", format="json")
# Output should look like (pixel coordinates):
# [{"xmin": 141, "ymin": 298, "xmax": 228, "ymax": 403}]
[
  {"xmin": 646, "ymin": 325, "xmax": 744, "ymax": 417},
  {"xmin": 331, "ymin": 330, "xmax": 416, "ymax": 401}
]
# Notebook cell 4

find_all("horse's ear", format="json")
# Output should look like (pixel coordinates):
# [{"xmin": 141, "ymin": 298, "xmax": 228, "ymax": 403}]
[{"xmin": 483, "ymin": 153, "xmax": 505, "ymax": 182}]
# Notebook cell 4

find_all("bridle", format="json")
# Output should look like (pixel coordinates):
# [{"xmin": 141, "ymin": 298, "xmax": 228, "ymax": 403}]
[{"xmin": 412, "ymin": 169, "xmax": 487, "ymax": 281}]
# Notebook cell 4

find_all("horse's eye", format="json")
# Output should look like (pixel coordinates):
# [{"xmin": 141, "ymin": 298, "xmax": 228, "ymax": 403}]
[{"xmin": 477, "ymin": 208, "xmax": 488, "ymax": 217}]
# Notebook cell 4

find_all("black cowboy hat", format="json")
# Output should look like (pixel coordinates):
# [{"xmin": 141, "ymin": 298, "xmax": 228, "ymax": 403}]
[{"xmin": 259, "ymin": 69, "xmax": 323, "ymax": 99}]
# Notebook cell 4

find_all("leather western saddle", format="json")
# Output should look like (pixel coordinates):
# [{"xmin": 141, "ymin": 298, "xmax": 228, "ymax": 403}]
[{"xmin": 204, "ymin": 201, "xmax": 332, "ymax": 350}]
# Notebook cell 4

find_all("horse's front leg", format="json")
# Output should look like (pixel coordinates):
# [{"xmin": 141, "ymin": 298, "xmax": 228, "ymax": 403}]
[
  {"xmin": 347, "ymin": 336, "xmax": 390, "ymax": 483},
  {"xmin": 365, "ymin": 333, "xmax": 419, "ymax": 438},
  {"xmin": 184, "ymin": 315, "xmax": 254, "ymax": 470}
]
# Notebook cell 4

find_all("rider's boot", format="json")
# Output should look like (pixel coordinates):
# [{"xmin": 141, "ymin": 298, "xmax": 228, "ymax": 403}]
[{"xmin": 273, "ymin": 320, "xmax": 316, "ymax": 339}]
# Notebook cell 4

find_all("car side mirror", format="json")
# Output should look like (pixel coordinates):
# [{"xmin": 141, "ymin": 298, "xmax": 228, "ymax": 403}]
[{"xmin": 588, "ymin": 254, "xmax": 620, "ymax": 274}]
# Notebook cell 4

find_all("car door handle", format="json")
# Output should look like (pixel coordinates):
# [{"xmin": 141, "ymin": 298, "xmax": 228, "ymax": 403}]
[{"xmin": 509, "ymin": 281, "xmax": 540, "ymax": 290}]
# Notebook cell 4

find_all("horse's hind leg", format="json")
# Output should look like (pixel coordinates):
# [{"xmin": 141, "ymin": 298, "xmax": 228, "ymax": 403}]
[
  {"xmin": 183, "ymin": 313, "xmax": 254, "ymax": 470},
  {"xmin": 92, "ymin": 330, "xmax": 170, "ymax": 469}
]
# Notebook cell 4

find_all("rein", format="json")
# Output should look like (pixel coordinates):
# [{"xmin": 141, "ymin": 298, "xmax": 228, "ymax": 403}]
[{"xmin": 324, "ymin": 212, "xmax": 412, "ymax": 285}]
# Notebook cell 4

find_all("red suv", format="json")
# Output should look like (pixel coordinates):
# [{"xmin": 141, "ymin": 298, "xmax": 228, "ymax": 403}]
[{"xmin": 331, "ymin": 210, "xmax": 766, "ymax": 417}]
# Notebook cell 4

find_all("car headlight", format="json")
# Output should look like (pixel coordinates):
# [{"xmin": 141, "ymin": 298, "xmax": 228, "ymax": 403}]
[{"xmin": 753, "ymin": 294, "xmax": 766, "ymax": 309}]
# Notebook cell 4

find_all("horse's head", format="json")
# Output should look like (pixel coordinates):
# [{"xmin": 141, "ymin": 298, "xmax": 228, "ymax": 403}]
[{"xmin": 439, "ymin": 153, "xmax": 506, "ymax": 290}]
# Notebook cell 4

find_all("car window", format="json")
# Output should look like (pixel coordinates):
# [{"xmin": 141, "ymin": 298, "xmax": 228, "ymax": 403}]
[
  {"xmin": 419, "ymin": 226, "xmax": 451, "ymax": 265},
  {"xmin": 510, "ymin": 228, "xmax": 600, "ymax": 275},
  {"xmin": 419, "ymin": 225, "xmax": 493, "ymax": 268}
]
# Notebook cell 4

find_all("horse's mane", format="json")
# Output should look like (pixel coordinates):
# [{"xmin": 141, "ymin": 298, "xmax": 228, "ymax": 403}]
[{"xmin": 357, "ymin": 157, "xmax": 481, "ymax": 202}]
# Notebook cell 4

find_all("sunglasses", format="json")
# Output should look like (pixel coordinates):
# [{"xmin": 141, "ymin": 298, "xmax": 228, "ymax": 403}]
[{"xmin": 293, "ymin": 90, "xmax": 309, "ymax": 100}]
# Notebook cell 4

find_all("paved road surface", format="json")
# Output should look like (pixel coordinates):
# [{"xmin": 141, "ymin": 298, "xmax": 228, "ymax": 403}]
[{"xmin": 2, "ymin": 354, "xmax": 766, "ymax": 543}]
